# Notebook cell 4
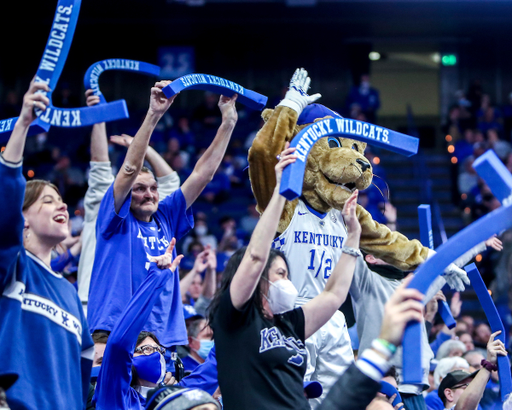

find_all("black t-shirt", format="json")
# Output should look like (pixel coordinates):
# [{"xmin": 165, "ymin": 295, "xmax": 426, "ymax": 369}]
[{"xmin": 213, "ymin": 287, "xmax": 309, "ymax": 410}]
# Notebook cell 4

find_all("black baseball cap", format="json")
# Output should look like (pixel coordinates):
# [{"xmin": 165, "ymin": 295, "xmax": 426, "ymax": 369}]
[{"xmin": 438, "ymin": 370, "xmax": 478, "ymax": 402}]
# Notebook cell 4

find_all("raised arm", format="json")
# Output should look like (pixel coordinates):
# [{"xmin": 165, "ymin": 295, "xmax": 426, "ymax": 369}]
[
  {"xmin": 302, "ymin": 190, "xmax": 361, "ymax": 339},
  {"xmin": 179, "ymin": 247, "xmax": 210, "ymax": 301},
  {"xmin": 230, "ymin": 144, "xmax": 297, "ymax": 309},
  {"xmin": 4, "ymin": 80, "xmax": 50, "ymax": 163},
  {"xmin": 202, "ymin": 248, "xmax": 217, "ymax": 299},
  {"xmin": 110, "ymin": 133, "xmax": 180, "ymax": 198},
  {"xmin": 112, "ymin": 81, "xmax": 177, "ymax": 213},
  {"xmin": 180, "ymin": 95, "xmax": 237, "ymax": 209},
  {"xmin": 85, "ymin": 89, "xmax": 109, "ymax": 163}
]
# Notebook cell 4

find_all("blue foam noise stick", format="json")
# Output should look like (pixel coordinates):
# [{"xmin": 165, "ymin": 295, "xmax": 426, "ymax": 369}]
[
  {"xmin": 464, "ymin": 263, "xmax": 512, "ymax": 401},
  {"xmin": 473, "ymin": 149, "xmax": 512, "ymax": 205},
  {"xmin": 84, "ymin": 59, "xmax": 161, "ymax": 104},
  {"xmin": 380, "ymin": 381, "xmax": 404, "ymax": 410},
  {"xmin": 418, "ymin": 205, "xmax": 456, "ymax": 329},
  {"xmin": 0, "ymin": 117, "xmax": 50, "ymax": 142},
  {"xmin": 279, "ymin": 117, "xmax": 419, "ymax": 201},
  {"xmin": 161, "ymin": 73, "xmax": 268, "ymax": 111}
]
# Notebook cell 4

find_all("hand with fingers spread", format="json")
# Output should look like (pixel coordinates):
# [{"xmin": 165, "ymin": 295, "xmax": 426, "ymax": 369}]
[
  {"xmin": 485, "ymin": 235, "xmax": 503, "ymax": 252},
  {"xmin": 110, "ymin": 134, "xmax": 134, "ymax": 148},
  {"xmin": 278, "ymin": 68, "xmax": 322, "ymax": 115},
  {"xmin": 486, "ymin": 330, "xmax": 508, "ymax": 366},
  {"xmin": 150, "ymin": 238, "xmax": 183, "ymax": 272},
  {"xmin": 149, "ymin": 80, "xmax": 178, "ymax": 117},
  {"xmin": 378, "ymin": 274, "xmax": 425, "ymax": 347},
  {"xmin": 274, "ymin": 142, "xmax": 298, "ymax": 186},
  {"xmin": 19, "ymin": 79, "xmax": 51, "ymax": 126}
]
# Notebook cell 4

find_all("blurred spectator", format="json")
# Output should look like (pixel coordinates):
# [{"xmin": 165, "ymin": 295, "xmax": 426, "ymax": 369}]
[
  {"xmin": 240, "ymin": 203, "xmax": 260, "ymax": 235},
  {"xmin": 458, "ymin": 156, "xmax": 478, "ymax": 195},
  {"xmin": 436, "ymin": 340, "xmax": 467, "ymax": 360},
  {"xmin": 168, "ymin": 116, "xmax": 196, "ymax": 153},
  {"xmin": 477, "ymin": 103, "xmax": 503, "ymax": 136},
  {"xmin": 462, "ymin": 350, "xmax": 484, "ymax": 371},
  {"xmin": 460, "ymin": 316, "xmax": 475, "ymax": 336},
  {"xmin": 473, "ymin": 323, "xmax": 492, "ymax": 349},
  {"xmin": 345, "ymin": 73, "xmax": 381, "ymax": 123},
  {"xmin": 454, "ymin": 129, "xmax": 475, "ymax": 164},
  {"xmin": 193, "ymin": 91, "xmax": 223, "ymax": 146},
  {"xmin": 502, "ymin": 92, "xmax": 512, "ymax": 140},
  {"xmin": 183, "ymin": 317, "xmax": 214, "ymax": 373},
  {"xmin": 181, "ymin": 212, "xmax": 218, "ymax": 253},
  {"xmin": 486, "ymin": 128, "xmax": 511, "ymax": 161},
  {"xmin": 457, "ymin": 332, "xmax": 475, "ymax": 352},
  {"xmin": 199, "ymin": 166, "xmax": 231, "ymax": 204}
]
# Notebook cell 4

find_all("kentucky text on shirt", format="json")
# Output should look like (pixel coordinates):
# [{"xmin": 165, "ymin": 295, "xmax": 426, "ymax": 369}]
[
  {"xmin": 259, "ymin": 326, "xmax": 307, "ymax": 367},
  {"xmin": 293, "ymin": 231, "xmax": 345, "ymax": 248},
  {"xmin": 294, "ymin": 118, "xmax": 390, "ymax": 162},
  {"xmin": 179, "ymin": 74, "xmax": 245, "ymax": 96}
]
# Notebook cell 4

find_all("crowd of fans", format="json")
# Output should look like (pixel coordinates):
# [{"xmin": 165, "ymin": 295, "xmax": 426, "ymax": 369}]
[{"xmin": 0, "ymin": 69, "xmax": 511, "ymax": 410}]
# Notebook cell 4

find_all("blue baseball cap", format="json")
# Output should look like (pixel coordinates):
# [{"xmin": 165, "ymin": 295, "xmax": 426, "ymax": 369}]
[
  {"xmin": 297, "ymin": 103, "xmax": 343, "ymax": 126},
  {"xmin": 183, "ymin": 304, "xmax": 203, "ymax": 321},
  {"xmin": 303, "ymin": 380, "xmax": 323, "ymax": 399}
]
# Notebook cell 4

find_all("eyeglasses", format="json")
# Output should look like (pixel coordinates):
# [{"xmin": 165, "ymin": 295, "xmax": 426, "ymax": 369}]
[
  {"xmin": 451, "ymin": 382, "xmax": 470, "ymax": 390},
  {"xmin": 134, "ymin": 344, "xmax": 166, "ymax": 356}
]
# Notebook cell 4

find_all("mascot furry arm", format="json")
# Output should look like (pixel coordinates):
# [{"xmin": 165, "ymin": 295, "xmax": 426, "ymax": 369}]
[{"xmin": 248, "ymin": 70, "xmax": 431, "ymax": 271}]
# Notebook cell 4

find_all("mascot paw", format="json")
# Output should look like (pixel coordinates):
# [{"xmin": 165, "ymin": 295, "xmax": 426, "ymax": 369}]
[
  {"xmin": 278, "ymin": 68, "xmax": 322, "ymax": 115},
  {"xmin": 442, "ymin": 263, "xmax": 470, "ymax": 292}
]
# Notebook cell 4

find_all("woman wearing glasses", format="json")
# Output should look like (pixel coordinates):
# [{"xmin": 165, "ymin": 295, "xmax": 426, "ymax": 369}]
[{"xmin": 93, "ymin": 240, "xmax": 183, "ymax": 410}]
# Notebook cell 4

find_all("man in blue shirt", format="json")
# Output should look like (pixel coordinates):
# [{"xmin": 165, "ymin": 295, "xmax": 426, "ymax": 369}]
[{"xmin": 88, "ymin": 81, "xmax": 238, "ymax": 349}]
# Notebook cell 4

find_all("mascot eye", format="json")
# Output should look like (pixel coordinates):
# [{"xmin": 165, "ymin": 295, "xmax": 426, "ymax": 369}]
[
  {"xmin": 352, "ymin": 143, "xmax": 359, "ymax": 151},
  {"xmin": 328, "ymin": 137, "xmax": 341, "ymax": 149}
]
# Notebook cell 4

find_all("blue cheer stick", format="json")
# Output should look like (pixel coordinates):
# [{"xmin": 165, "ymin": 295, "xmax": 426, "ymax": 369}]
[
  {"xmin": 403, "ymin": 153, "xmax": 512, "ymax": 384},
  {"xmin": 418, "ymin": 205, "xmax": 456, "ymax": 329},
  {"xmin": 380, "ymin": 381, "xmax": 404, "ymax": 410},
  {"xmin": 161, "ymin": 73, "xmax": 268, "ymax": 111},
  {"xmin": 0, "ymin": 117, "xmax": 50, "ymax": 142},
  {"xmin": 84, "ymin": 59, "xmax": 161, "ymax": 104},
  {"xmin": 465, "ymin": 263, "xmax": 512, "ymax": 401},
  {"xmin": 279, "ymin": 117, "xmax": 419, "ymax": 201}
]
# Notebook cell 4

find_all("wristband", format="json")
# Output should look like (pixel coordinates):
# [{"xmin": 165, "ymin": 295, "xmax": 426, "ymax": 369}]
[
  {"xmin": 341, "ymin": 247, "xmax": 363, "ymax": 258},
  {"xmin": 371, "ymin": 338, "xmax": 397, "ymax": 359},
  {"xmin": 481, "ymin": 359, "xmax": 498, "ymax": 372}
]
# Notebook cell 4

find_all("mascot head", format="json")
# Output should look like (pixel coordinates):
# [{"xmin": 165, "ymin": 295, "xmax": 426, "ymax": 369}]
[{"xmin": 288, "ymin": 104, "xmax": 374, "ymax": 213}]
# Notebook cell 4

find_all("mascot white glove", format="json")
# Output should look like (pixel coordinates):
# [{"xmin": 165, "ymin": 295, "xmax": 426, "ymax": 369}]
[
  {"xmin": 277, "ymin": 68, "xmax": 322, "ymax": 115},
  {"xmin": 426, "ymin": 249, "xmax": 470, "ymax": 292}
]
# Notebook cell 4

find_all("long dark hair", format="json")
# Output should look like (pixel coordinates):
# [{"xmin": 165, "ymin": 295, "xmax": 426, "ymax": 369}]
[{"xmin": 207, "ymin": 246, "xmax": 290, "ymax": 332}]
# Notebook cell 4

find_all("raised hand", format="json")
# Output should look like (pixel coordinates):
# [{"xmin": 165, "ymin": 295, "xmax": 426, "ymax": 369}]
[
  {"xmin": 277, "ymin": 68, "xmax": 322, "ymax": 115},
  {"xmin": 110, "ymin": 134, "xmax": 134, "ymax": 148},
  {"xmin": 150, "ymin": 238, "xmax": 183, "ymax": 272},
  {"xmin": 19, "ymin": 78, "xmax": 51, "ymax": 126},
  {"xmin": 486, "ymin": 330, "xmax": 508, "ymax": 365},
  {"xmin": 274, "ymin": 142, "xmax": 297, "ymax": 186},
  {"xmin": 378, "ymin": 274, "xmax": 425, "ymax": 347},
  {"xmin": 218, "ymin": 94, "xmax": 238, "ymax": 124},
  {"xmin": 193, "ymin": 246, "xmax": 211, "ymax": 272},
  {"xmin": 85, "ymin": 89, "xmax": 101, "ymax": 107},
  {"xmin": 342, "ymin": 190, "xmax": 361, "ymax": 237},
  {"xmin": 149, "ymin": 80, "xmax": 177, "ymax": 117},
  {"xmin": 485, "ymin": 235, "xmax": 503, "ymax": 251}
]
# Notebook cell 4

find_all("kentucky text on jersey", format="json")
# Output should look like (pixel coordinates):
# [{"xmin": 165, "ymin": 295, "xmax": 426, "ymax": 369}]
[
  {"xmin": 259, "ymin": 326, "xmax": 307, "ymax": 367},
  {"xmin": 39, "ymin": 107, "xmax": 81, "ymax": 126},
  {"xmin": 179, "ymin": 74, "xmax": 245, "ymax": 95},
  {"xmin": 38, "ymin": 5, "xmax": 74, "ymax": 73},
  {"xmin": 294, "ymin": 118, "xmax": 390, "ymax": 162},
  {"xmin": 293, "ymin": 231, "xmax": 345, "ymax": 248}
]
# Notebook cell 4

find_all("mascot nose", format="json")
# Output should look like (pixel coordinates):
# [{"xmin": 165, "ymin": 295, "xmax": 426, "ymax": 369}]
[{"xmin": 356, "ymin": 158, "xmax": 371, "ymax": 173}]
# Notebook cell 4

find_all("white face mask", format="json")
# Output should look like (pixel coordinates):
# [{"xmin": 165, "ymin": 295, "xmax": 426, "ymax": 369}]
[
  {"xmin": 195, "ymin": 225, "xmax": 207, "ymax": 236},
  {"xmin": 266, "ymin": 279, "xmax": 298, "ymax": 314}
]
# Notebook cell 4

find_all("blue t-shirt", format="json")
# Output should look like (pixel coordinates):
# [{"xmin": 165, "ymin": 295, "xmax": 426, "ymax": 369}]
[
  {"xmin": 0, "ymin": 157, "xmax": 93, "ymax": 410},
  {"xmin": 88, "ymin": 183, "xmax": 193, "ymax": 346}
]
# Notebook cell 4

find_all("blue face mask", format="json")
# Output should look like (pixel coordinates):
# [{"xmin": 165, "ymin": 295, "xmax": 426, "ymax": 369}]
[
  {"xmin": 196, "ymin": 339, "xmax": 214, "ymax": 360},
  {"xmin": 132, "ymin": 352, "xmax": 166, "ymax": 384}
]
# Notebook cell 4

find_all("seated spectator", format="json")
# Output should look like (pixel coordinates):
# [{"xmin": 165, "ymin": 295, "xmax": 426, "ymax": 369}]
[
  {"xmin": 463, "ymin": 350, "xmax": 485, "ymax": 371},
  {"xmin": 437, "ymin": 340, "xmax": 467, "ymax": 361},
  {"xmin": 458, "ymin": 156, "xmax": 479, "ymax": 195},
  {"xmin": 183, "ymin": 317, "xmax": 214, "ymax": 374},
  {"xmin": 460, "ymin": 315, "xmax": 475, "ymax": 336},
  {"xmin": 168, "ymin": 116, "xmax": 196, "ymax": 153},
  {"xmin": 239, "ymin": 203, "xmax": 260, "ymax": 235},
  {"xmin": 456, "ymin": 331, "xmax": 475, "ymax": 352},
  {"xmin": 145, "ymin": 385, "xmax": 219, "ymax": 410},
  {"xmin": 454, "ymin": 129, "xmax": 476, "ymax": 164},
  {"xmin": 473, "ymin": 323, "xmax": 492, "ymax": 349},
  {"xmin": 425, "ymin": 357, "xmax": 470, "ymax": 410},
  {"xmin": 486, "ymin": 128, "xmax": 512, "ymax": 161},
  {"xmin": 94, "ymin": 242, "xmax": 182, "ymax": 409}
]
